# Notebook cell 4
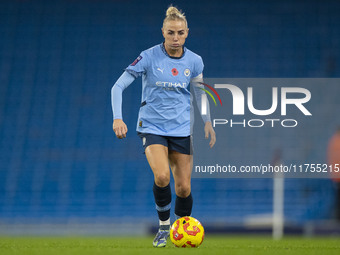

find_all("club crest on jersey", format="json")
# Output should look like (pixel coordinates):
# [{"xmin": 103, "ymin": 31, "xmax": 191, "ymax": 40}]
[
  {"xmin": 184, "ymin": 68, "xmax": 190, "ymax": 77},
  {"xmin": 171, "ymin": 68, "xmax": 179, "ymax": 76},
  {"xmin": 131, "ymin": 55, "xmax": 142, "ymax": 66}
]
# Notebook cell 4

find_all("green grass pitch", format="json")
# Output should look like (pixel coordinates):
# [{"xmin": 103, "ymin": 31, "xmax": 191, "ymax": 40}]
[{"xmin": 0, "ymin": 236, "xmax": 339, "ymax": 255}]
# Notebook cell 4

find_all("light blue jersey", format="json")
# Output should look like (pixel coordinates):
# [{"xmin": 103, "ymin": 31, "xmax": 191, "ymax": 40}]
[{"xmin": 112, "ymin": 43, "xmax": 210, "ymax": 137}]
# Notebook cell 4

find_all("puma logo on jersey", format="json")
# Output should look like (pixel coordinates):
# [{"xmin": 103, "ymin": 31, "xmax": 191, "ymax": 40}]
[{"xmin": 157, "ymin": 68, "xmax": 164, "ymax": 74}]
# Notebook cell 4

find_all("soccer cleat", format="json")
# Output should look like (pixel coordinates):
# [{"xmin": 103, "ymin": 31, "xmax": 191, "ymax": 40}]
[{"xmin": 153, "ymin": 229, "xmax": 170, "ymax": 247}]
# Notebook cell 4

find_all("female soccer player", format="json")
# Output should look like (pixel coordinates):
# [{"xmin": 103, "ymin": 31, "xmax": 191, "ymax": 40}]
[{"xmin": 111, "ymin": 6, "xmax": 215, "ymax": 247}]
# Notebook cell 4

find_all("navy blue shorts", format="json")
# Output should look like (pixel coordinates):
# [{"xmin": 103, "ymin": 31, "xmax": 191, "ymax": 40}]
[{"xmin": 137, "ymin": 132, "xmax": 192, "ymax": 155}]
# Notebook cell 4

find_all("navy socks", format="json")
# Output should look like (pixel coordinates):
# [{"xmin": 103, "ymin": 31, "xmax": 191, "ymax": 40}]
[
  {"xmin": 153, "ymin": 182, "xmax": 172, "ymax": 221},
  {"xmin": 175, "ymin": 193, "xmax": 193, "ymax": 218}
]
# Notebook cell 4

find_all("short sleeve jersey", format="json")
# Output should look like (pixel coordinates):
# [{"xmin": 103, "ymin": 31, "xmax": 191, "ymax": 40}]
[{"xmin": 126, "ymin": 43, "xmax": 204, "ymax": 137}]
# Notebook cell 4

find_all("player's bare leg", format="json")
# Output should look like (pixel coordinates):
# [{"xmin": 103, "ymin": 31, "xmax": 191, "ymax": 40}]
[
  {"xmin": 145, "ymin": 144, "xmax": 170, "ymax": 187},
  {"xmin": 169, "ymin": 151, "xmax": 193, "ymax": 218},
  {"xmin": 145, "ymin": 144, "xmax": 171, "ymax": 247}
]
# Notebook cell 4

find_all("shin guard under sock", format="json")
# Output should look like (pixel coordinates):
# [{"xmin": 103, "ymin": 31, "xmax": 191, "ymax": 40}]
[
  {"xmin": 175, "ymin": 193, "xmax": 193, "ymax": 218},
  {"xmin": 153, "ymin": 182, "xmax": 171, "ymax": 221}
]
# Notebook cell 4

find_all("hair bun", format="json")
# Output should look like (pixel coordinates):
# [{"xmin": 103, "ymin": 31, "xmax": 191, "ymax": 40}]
[
  {"xmin": 166, "ymin": 6, "xmax": 180, "ymax": 17},
  {"xmin": 163, "ymin": 6, "xmax": 187, "ymax": 28}
]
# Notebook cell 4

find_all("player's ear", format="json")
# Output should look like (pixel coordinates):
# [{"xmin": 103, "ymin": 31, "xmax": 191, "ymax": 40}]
[
  {"xmin": 161, "ymin": 27, "xmax": 165, "ymax": 38},
  {"xmin": 186, "ymin": 28, "xmax": 189, "ymax": 37}
]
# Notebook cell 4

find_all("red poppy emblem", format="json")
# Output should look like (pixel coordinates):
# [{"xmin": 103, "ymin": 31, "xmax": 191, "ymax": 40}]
[{"xmin": 171, "ymin": 68, "xmax": 179, "ymax": 76}]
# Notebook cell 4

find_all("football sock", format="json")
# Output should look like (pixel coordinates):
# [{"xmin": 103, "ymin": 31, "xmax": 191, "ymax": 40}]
[
  {"xmin": 159, "ymin": 218, "xmax": 170, "ymax": 226},
  {"xmin": 153, "ymin": 182, "xmax": 171, "ymax": 224},
  {"xmin": 159, "ymin": 219, "xmax": 170, "ymax": 230},
  {"xmin": 175, "ymin": 193, "xmax": 193, "ymax": 217}
]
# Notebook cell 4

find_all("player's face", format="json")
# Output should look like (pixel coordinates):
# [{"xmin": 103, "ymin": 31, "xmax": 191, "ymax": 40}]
[{"xmin": 162, "ymin": 20, "xmax": 188, "ymax": 53}]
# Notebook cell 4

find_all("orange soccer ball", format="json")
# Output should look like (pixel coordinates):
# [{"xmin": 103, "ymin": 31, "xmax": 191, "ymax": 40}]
[{"xmin": 170, "ymin": 216, "xmax": 205, "ymax": 248}]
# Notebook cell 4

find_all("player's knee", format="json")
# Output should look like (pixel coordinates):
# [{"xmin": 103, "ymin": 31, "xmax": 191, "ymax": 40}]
[
  {"xmin": 175, "ymin": 182, "xmax": 191, "ymax": 198},
  {"xmin": 154, "ymin": 173, "xmax": 170, "ymax": 187}
]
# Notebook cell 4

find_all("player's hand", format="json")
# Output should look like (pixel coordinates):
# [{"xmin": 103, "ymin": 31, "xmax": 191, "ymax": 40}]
[
  {"xmin": 113, "ymin": 119, "xmax": 128, "ymax": 139},
  {"xmin": 204, "ymin": 121, "xmax": 216, "ymax": 148}
]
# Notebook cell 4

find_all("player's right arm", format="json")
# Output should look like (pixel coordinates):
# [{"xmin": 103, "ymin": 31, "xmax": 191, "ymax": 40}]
[
  {"xmin": 111, "ymin": 71, "xmax": 136, "ymax": 139},
  {"xmin": 112, "ymin": 52, "xmax": 148, "ymax": 139}
]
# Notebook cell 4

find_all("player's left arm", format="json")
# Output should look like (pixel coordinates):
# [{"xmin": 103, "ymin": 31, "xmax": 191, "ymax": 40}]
[{"xmin": 191, "ymin": 73, "xmax": 216, "ymax": 148}]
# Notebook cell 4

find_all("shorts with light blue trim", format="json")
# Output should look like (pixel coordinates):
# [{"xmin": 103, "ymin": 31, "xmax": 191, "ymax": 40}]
[{"xmin": 137, "ymin": 132, "xmax": 192, "ymax": 155}]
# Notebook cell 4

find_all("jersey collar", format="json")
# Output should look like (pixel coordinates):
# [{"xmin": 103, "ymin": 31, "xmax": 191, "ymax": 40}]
[{"xmin": 161, "ymin": 42, "xmax": 186, "ymax": 59}]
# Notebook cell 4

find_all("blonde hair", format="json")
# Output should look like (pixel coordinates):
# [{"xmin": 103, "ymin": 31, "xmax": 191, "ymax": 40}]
[{"xmin": 163, "ymin": 6, "xmax": 188, "ymax": 28}]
